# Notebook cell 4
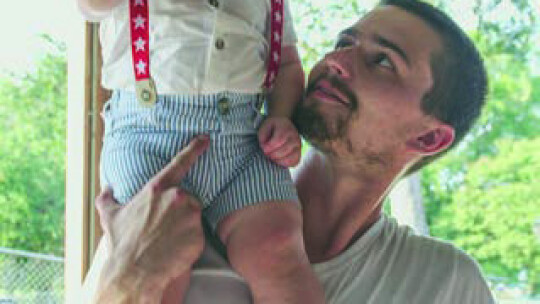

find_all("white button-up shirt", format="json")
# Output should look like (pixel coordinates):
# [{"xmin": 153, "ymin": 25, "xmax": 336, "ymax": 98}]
[{"xmin": 98, "ymin": 0, "xmax": 297, "ymax": 94}]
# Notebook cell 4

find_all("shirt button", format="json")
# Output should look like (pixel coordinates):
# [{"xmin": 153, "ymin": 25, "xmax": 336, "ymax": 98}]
[
  {"xmin": 218, "ymin": 97, "xmax": 230, "ymax": 115},
  {"xmin": 208, "ymin": 0, "xmax": 219, "ymax": 8},
  {"xmin": 215, "ymin": 38, "xmax": 225, "ymax": 50}
]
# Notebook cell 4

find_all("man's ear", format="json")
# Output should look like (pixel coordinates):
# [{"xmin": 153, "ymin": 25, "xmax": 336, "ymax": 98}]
[{"xmin": 406, "ymin": 125, "xmax": 455, "ymax": 156}]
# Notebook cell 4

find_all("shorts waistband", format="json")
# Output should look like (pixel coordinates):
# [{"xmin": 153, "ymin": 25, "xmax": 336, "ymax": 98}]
[
  {"xmin": 109, "ymin": 90, "xmax": 263, "ymax": 115},
  {"xmin": 103, "ymin": 90, "xmax": 265, "ymax": 135}
]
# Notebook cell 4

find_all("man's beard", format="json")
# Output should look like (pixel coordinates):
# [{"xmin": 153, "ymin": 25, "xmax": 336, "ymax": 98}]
[
  {"xmin": 292, "ymin": 101, "xmax": 347, "ymax": 145},
  {"xmin": 292, "ymin": 74, "xmax": 358, "ymax": 148}
]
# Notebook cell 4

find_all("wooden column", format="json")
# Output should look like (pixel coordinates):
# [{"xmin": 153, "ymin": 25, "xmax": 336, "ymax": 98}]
[
  {"xmin": 87, "ymin": 22, "xmax": 110, "ymax": 260},
  {"xmin": 65, "ymin": 19, "xmax": 109, "ymax": 303}
]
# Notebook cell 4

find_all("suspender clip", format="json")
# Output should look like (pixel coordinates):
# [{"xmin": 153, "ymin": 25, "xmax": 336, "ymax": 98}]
[{"xmin": 135, "ymin": 77, "xmax": 157, "ymax": 106}]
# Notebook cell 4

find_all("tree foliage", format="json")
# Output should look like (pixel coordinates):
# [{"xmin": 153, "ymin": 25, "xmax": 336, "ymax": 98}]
[
  {"xmin": 419, "ymin": 0, "xmax": 540, "ymax": 295},
  {"xmin": 428, "ymin": 138, "xmax": 540, "ymax": 293},
  {"xmin": 291, "ymin": 0, "xmax": 368, "ymax": 72},
  {"xmin": 0, "ymin": 36, "xmax": 66, "ymax": 256}
]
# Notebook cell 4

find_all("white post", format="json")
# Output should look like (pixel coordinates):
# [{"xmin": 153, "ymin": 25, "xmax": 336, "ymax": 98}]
[
  {"xmin": 389, "ymin": 173, "xmax": 430, "ymax": 236},
  {"xmin": 64, "ymin": 3, "xmax": 88, "ymax": 302}
]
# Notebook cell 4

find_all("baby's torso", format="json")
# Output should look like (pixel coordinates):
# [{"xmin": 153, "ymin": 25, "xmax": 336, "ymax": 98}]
[{"xmin": 99, "ymin": 0, "xmax": 296, "ymax": 94}]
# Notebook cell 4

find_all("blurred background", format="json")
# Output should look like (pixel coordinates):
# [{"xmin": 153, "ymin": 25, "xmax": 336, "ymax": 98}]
[{"xmin": 0, "ymin": 0, "xmax": 538, "ymax": 302}]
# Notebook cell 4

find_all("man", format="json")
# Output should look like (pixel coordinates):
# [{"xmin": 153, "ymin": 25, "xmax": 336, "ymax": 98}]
[{"xmin": 85, "ymin": 1, "xmax": 495, "ymax": 303}]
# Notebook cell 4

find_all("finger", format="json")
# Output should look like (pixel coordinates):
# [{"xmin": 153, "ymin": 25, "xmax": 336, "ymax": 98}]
[
  {"xmin": 95, "ymin": 187, "xmax": 115, "ymax": 216},
  {"xmin": 95, "ymin": 187, "xmax": 120, "ymax": 228},
  {"xmin": 152, "ymin": 135, "xmax": 210, "ymax": 190},
  {"xmin": 258, "ymin": 120, "xmax": 274, "ymax": 147},
  {"xmin": 163, "ymin": 188, "xmax": 201, "ymax": 213},
  {"xmin": 263, "ymin": 131, "xmax": 289, "ymax": 154},
  {"xmin": 268, "ymin": 140, "xmax": 300, "ymax": 160},
  {"xmin": 274, "ymin": 147, "xmax": 302, "ymax": 167},
  {"xmin": 155, "ymin": 188, "xmax": 199, "ymax": 229}
]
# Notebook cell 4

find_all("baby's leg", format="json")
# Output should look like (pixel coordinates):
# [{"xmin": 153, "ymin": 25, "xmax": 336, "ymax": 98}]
[
  {"xmin": 161, "ymin": 273, "xmax": 191, "ymax": 304},
  {"xmin": 218, "ymin": 202, "xmax": 325, "ymax": 304}
]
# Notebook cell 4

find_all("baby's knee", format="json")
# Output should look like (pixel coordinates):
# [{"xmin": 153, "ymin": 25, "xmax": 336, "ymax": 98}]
[{"xmin": 225, "ymin": 204, "xmax": 307, "ymax": 272}]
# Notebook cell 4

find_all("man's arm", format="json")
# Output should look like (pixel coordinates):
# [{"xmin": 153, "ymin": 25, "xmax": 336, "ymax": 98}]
[{"xmin": 84, "ymin": 136, "xmax": 210, "ymax": 303}]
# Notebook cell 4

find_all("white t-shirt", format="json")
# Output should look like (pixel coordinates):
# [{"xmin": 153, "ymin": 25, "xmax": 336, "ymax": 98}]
[
  {"xmin": 96, "ymin": 0, "xmax": 297, "ymax": 94},
  {"xmin": 185, "ymin": 215, "xmax": 496, "ymax": 304},
  {"xmin": 82, "ymin": 215, "xmax": 495, "ymax": 303}
]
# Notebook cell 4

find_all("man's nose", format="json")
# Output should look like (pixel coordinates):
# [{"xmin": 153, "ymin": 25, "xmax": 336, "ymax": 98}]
[{"xmin": 325, "ymin": 50, "xmax": 352, "ymax": 79}]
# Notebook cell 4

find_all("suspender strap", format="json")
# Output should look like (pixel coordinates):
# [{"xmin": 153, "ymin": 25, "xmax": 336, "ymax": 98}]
[
  {"xmin": 263, "ymin": 0, "xmax": 284, "ymax": 91},
  {"xmin": 129, "ymin": 0, "xmax": 157, "ymax": 105}
]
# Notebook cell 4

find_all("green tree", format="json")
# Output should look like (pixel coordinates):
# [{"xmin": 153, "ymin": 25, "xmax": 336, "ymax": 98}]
[
  {"xmin": 291, "ymin": 0, "xmax": 368, "ymax": 71},
  {"xmin": 0, "ymin": 36, "xmax": 66, "ymax": 256},
  {"xmin": 429, "ymin": 138, "xmax": 540, "ymax": 293},
  {"xmin": 421, "ymin": 0, "xmax": 540, "ymax": 295}
]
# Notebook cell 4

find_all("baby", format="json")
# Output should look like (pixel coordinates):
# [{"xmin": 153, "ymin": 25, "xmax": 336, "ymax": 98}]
[{"xmin": 77, "ymin": 0, "xmax": 324, "ymax": 303}]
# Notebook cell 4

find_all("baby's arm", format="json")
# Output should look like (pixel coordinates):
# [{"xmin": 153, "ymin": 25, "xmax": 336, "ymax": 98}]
[
  {"xmin": 266, "ymin": 45, "xmax": 304, "ymax": 118},
  {"xmin": 258, "ymin": 45, "xmax": 304, "ymax": 167},
  {"xmin": 76, "ymin": 0, "xmax": 125, "ymax": 21}
]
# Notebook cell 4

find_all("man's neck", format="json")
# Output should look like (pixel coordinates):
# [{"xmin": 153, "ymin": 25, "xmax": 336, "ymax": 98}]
[{"xmin": 293, "ymin": 148, "xmax": 398, "ymax": 263}]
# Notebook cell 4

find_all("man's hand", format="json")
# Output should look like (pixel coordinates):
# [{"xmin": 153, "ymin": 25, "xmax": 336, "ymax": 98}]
[
  {"xmin": 93, "ymin": 135, "xmax": 210, "ymax": 303},
  {"xmin": 258, "ymin": 116, "xmax": 302, "ymax": 167}
]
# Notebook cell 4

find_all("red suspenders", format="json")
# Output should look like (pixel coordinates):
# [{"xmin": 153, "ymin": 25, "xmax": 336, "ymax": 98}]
[
  {"xmin": 129, "ymin": 0, "xmax": 156, "ymax": 105},
  {"xmin": 263, "ymin": 0, "xmax": 285, "ymax": 91},
  {"xmin": 128, "ymin": 0, "xmax": 284, "ymax": 105}
]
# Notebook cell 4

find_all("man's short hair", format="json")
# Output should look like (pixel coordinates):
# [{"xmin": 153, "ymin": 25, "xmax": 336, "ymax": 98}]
[{"xmin": 379, "ymin": 0, "xmax": 488, "ymax": 175}]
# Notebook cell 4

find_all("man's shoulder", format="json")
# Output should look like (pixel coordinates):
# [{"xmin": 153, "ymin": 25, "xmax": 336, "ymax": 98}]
[
  {"xmin": 382, "ymin": 219, "xmax": 495, "ymax": 302},
  {"xmin": 387, "ymin": 218, "xmax": 484, "ymax": 276},
  {"xmin": 315, "ymin": 217, "xmax": 495, "ymax": 303}
]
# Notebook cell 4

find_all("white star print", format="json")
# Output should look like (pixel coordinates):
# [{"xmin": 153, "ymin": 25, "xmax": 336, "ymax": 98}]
[
  {"xmin": 274, "ymin": 11, "xmax": 282, "ymax": 23},
  {"xmin": 273, "ymin": 51, "xmax": 279, "ymax": 63},
  {"xmin": 273, "ymin": 31, "xmax": 280, "ymax": 42},
  {"xmin": 134, "ymin": 0, "xmax": 144, "ymax": 6},
  {"xmin": 136, "ymin": 59, "xmax": 147, "ymax": 75},
  {"xmin": 133, "ymin": 15, "xmax": 146, "ymax": 29},
  {"xmin": 134, "ymin": 37, "xmax": 146, "ymax": 52},
  {"xmin": 274, "ymin": 0, "xmax": 282, "ymax": 5}
]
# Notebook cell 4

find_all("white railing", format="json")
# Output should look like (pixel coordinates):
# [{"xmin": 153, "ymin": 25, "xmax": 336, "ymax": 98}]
[{"xmin": 0, "ymin": 247, "xmax": 64, "ymax": 303}]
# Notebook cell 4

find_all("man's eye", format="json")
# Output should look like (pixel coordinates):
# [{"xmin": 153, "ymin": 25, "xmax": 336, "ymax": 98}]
[
  {"xmin": 334, "ymin": 39, "xmax": 353, "ymax": 50},
  {"xmin": 374, "ymin": 54, "xmax": 395, "ymax": 70}
]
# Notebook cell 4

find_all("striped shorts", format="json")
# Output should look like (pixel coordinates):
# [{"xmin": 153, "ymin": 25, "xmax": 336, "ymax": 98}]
[{"xmin": 100, "ymin": 91, "xmax": 298, "ymax": 228}]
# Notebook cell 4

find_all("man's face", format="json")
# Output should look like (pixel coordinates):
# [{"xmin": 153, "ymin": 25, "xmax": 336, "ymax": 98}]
[{"xmin": 293, "ymin": 6, "xmax": 444, "ymax": 166}]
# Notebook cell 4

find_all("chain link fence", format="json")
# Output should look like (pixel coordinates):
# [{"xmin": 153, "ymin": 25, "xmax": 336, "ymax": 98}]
[{"xmin": 0, "ymin": 247, "xmax": 63, "ymax": 304}]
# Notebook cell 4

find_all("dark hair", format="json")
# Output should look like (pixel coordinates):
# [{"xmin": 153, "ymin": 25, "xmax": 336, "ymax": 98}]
[{"xmin": 378, "ymin": 0, "xmax": 488, "ymax": 175}]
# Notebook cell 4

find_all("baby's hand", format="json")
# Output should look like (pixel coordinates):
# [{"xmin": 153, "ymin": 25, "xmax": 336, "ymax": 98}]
[{"xmin": 258, "ymin": 116, "xmax": 302, "ymax": 167}]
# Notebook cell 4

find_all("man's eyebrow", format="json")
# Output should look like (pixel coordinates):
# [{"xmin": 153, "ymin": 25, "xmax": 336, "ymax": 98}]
[
  {"xmin": 337, "ymin": 28, "xmax": 411, "ymax": 67},
  {"xmin": 373, "ymin": 34, "xmax": 411, "ymax": 67}
]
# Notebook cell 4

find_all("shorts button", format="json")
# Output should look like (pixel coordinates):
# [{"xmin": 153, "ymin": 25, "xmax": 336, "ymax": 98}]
[
  {"xmin": 218, "ymin": 97, "xmax": 230, "ymax": 115},
  {"xmin": 215, "ymin": 38, "xmax": 225, "ymax": 50}
]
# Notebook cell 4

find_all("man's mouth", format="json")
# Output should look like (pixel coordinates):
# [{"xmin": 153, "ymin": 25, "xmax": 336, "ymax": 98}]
[{"xmin": 311, "ymin": 79, "xmax": 351, "ymax": 108}]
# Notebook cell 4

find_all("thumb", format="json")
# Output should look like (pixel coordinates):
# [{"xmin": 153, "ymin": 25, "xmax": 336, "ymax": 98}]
[{"xmin": 95, "ymin": 187, "xmax": 120, "ymax": 227}]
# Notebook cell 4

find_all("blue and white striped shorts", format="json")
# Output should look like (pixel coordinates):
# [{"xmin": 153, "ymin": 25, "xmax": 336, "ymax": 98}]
[{"xmin": 100, "ymin": 91, "xmax": 298, "ymax": 228}]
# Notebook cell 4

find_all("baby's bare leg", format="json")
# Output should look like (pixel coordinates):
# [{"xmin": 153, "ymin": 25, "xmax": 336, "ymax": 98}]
[
  {"xmin": 218, "ymin": 202, "xmax": 325, "ymax": 304},
  {"xmin": 161, "ymin": 272, "xmax": 190, "ymax": 304}
]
